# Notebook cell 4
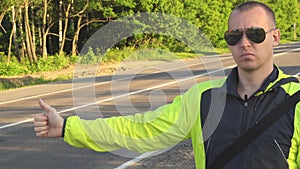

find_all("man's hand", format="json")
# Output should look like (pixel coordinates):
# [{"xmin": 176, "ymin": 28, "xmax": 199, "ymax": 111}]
[{"xmin": 34, "ymin": 99, "xmax": 64, "ymax": 138}]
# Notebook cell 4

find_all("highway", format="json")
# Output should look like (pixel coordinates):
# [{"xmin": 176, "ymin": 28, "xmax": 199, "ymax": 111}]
[{"xmin": 0, "ymin": 42, "xmax": 300, "ymax": 169}]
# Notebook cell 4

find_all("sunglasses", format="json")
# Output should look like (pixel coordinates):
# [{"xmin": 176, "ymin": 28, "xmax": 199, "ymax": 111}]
[{"xmin": 224, "ymin": 27, "xmax": 276, "ymax": 46}]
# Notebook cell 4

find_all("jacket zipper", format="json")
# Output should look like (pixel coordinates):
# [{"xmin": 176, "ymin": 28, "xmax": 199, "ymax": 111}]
[
  {"xmin": 274, "ymin": 139, "xmax": 288, "ymax": 162},
  {"xmin": 205, "ymin": 137, "xmax": 211, "ymax": 153},
  {"xmin": 244, "ymin": 94, "xmax": 248, "ymax": 107},
  {"xmin": 240, "ymin": 95, "xmax": 249, "ymax": 134}
]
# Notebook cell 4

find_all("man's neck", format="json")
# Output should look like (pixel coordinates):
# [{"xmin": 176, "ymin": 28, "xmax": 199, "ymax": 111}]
[{"xmin": 237, "ymin": 66, "xmax": 273, "ymax": 99}]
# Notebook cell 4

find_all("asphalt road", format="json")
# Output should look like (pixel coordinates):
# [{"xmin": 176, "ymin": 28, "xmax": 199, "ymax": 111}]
[{"xmin": 1, "ymin": 42, "xmax": 300, "ymax": 169}]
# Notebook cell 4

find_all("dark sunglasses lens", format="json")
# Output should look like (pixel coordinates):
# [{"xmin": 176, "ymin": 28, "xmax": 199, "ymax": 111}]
[
  {"xmin": 224, "ymin": 30, "xmax": 243, "ymax": 46},
  {"xmin": 246, "ymin": 28, "xmax": 266, "ymax": 43}
]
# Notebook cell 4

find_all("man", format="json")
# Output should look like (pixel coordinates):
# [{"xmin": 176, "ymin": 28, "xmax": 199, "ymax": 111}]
[{"xmin": 34, "ymin": 1, "xmax": 300, "ymax": 169}]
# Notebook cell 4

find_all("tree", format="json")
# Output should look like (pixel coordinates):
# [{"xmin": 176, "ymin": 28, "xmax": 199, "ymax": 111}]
[
  {"xmin": 24, "ymin": 1, "xmax": 38, "ymax": 62},
  {"xmin": 7, "ymin": 6, "xmax": 16, "ymax": 64},
  {"xmin": 70, "ymin": 0, "xmax": 106, "ymax": 56},
  {"xmin": 41, "ymin": 0, "xmax": 52, "ymax": 58},
  {"xmin": 265, "ymin": 0, "xmax": 299, "ymax": 39}
]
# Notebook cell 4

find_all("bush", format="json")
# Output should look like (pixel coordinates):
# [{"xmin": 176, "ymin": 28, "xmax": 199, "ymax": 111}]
[
  {"xmin": 0, "ymin": 54, "xmax": 77, "ymax": 76},
  {"xmin": 0, "ymin": 62, "xmax": 28, "ymax": 76},
  {"xmin": 77, "ymin": 48, "xmax": 101, "ymax": 64},
  {"xmin": 33, "ymin": 54, "xmax": 70, "ymax": 72}
]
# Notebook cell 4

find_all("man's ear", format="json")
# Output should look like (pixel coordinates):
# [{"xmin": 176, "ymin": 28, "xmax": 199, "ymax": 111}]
[{"xmin": 273, "ymin": 29, "xmax": 280, "ymax": 46}]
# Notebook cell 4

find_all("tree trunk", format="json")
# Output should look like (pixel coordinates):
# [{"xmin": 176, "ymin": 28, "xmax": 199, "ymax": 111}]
[
  {"xmin": 58, "ymin": 0, "xmax": 63, "ymax": 54},
  {"xmin": 42, "ymin": 0, "xmax": 48, "ymax": 58},
  {"xmin": 31, "ymin": 5, "xmax": 37, "ymax": 57},
  {"xmin": 18, "ymin": 8, "xmax": 26, "ymax": 63},
  {"xmin": 7, "ymin": 6, "xmax": 17, "ymax": 65},
  {"xmin": 24, "ymin": 2, "xmax": 37, "ymax": 62},
  {"xmin": 71, "ymin": 1, "xmax": 90, "ymax": 56},
  {"xmin": 0, "ymin": 11, "xmax": 7, "ymax": 33},
  {"xmin": 38, "ymin": 19, "xmax": 43, "ymax": 55},
  {"xmin": 59, "ymin": 0, "xmax": 73, "ymax": 55},
  {"xmin": 13, "ymin": 7, "xmax": 18, "ymax": 60},
  {"xmin": 7, "ymin": 26, "xmax": 14, "ymax": 65},
  {"xmin": 24, "ymin": 4, "xmax": 33, "ymax": 62},
  {"xmin": 71, "ymin": 15, "xmax": 82, "ymax": 56}
]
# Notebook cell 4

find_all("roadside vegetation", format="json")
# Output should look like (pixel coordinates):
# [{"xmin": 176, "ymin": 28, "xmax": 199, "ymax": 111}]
[{"xmin": 0, "ymin": 0, "xmax": 300, "ymax": 91}]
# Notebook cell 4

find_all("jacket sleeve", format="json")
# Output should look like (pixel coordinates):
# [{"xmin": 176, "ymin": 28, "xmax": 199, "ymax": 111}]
[
  {"xmin": 63, "ymin": 84, "xmax": 201, "ymax": 153},
  {"xmin": 287, "ymin": 101, "xmax": 300, "ymax": 168},
  {"xmin": 283, "ymin": 83, "xmax": 300, "ymax": 168}
]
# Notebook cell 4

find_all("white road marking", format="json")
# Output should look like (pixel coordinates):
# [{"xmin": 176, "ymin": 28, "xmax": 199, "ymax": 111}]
[
  {"xmin": 0, "ymin": 61, "xmax": 229, "ymax": 130},
  {"xmin": 0, "ymin": 46, "xmax": 299, "ymax": 168},
  {"xmin": 274, "ymin": 46, "xmax": 300, "ymax": 57},
  {"xmin": 114, "ymin": 151, "xmax": 160, "ymax": 169},
  {"xmin": 1, "ymin": 44, "xmax": 296, "ymax": 106},
  {"xmin": 0, "ymin": 57, "xmax": 229, "ymax": 106}
]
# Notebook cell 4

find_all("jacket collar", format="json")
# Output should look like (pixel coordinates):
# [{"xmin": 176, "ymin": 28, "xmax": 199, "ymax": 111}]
[{"xmin": 226, "ymin": 65, "xmax": 278, "ymax": 97}]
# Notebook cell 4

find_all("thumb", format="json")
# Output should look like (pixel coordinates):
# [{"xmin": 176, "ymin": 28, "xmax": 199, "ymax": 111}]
[
  {"xmin": 39, "ymin": 99, "xmax": 56, "ymax": 114},
  {"xmin": 37, "ymin": 99, "xmax": 64, "ymax": 138}
]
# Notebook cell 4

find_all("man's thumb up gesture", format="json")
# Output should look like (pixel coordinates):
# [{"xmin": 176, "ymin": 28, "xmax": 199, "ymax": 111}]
[{"xmin": 34, "ymin": 99, "xmax": 64, "ymax": 138}]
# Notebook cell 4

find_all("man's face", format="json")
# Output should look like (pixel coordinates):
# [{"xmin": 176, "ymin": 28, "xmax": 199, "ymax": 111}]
[{"xmin": 227, "ymin": 7, "xmax": 280, "ymax": 72}]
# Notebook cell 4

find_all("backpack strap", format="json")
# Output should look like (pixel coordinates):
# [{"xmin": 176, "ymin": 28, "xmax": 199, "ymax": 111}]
[{"xmin": 209, "ymin": 90, "xmax": 300, "ymax": 169}]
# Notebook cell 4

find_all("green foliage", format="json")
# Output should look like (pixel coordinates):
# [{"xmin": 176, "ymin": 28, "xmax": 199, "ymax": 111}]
[
  {"xmin": 0, "ymin": 54, "xmax": 28, "ymax": 76},
  {"xmin": 0, "ymin": 61, "xmax": 28, "ymax": 76},
  {"xmin": 40, "ymin": 55, "xmax": 69, "ymax": 71},
  {"xmin": 127, "ymin": 48, "xmax": 181, "ymax": 61},
  {"xmin": 102, "ymin": 47, "xmax": 132, "ymax": 62},
  {"xmin": 0, "ymin": 54, "xmax": 77, "ymax": 76},
  {"xmin": 0, "ymin": 75, "xmax": 73, "ymax": 91},
  {"xmin": 265, "ymin": 0, "xmax": 299, "ymax": 39},
  {"xmin": 77, "ymin": 48, "xmax": 102, "ymax": 64},
  {"xmin": 0, "ymin": 80, "xmax": 11, "ymax": 91}
]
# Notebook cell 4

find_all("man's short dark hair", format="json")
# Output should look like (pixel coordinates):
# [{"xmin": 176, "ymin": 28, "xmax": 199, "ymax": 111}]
[{"xmin": 231, "ymin": 1, "xmax": 276, "ymax": 27}]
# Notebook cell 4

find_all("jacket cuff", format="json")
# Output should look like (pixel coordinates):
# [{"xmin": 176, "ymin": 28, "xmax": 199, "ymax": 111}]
[{"xmin": 61, "ymin": 118, "xmax": 67, "ymax": 137}]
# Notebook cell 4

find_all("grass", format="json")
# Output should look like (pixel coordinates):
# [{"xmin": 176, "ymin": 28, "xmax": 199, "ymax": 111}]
[{"xmin": 0, "ymin": 74, "xmax": 72, "ymax": 91}]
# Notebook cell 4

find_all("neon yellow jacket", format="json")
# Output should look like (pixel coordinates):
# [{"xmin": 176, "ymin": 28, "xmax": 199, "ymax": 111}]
[{"xmin": 64, "ymin": 67, "xmax": 300, "ymax": 169}]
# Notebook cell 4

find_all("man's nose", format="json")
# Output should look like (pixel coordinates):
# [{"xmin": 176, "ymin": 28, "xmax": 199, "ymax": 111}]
[{"xmin": 239, "ymin": 33, "xmax": 251, "ymax": 47}]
